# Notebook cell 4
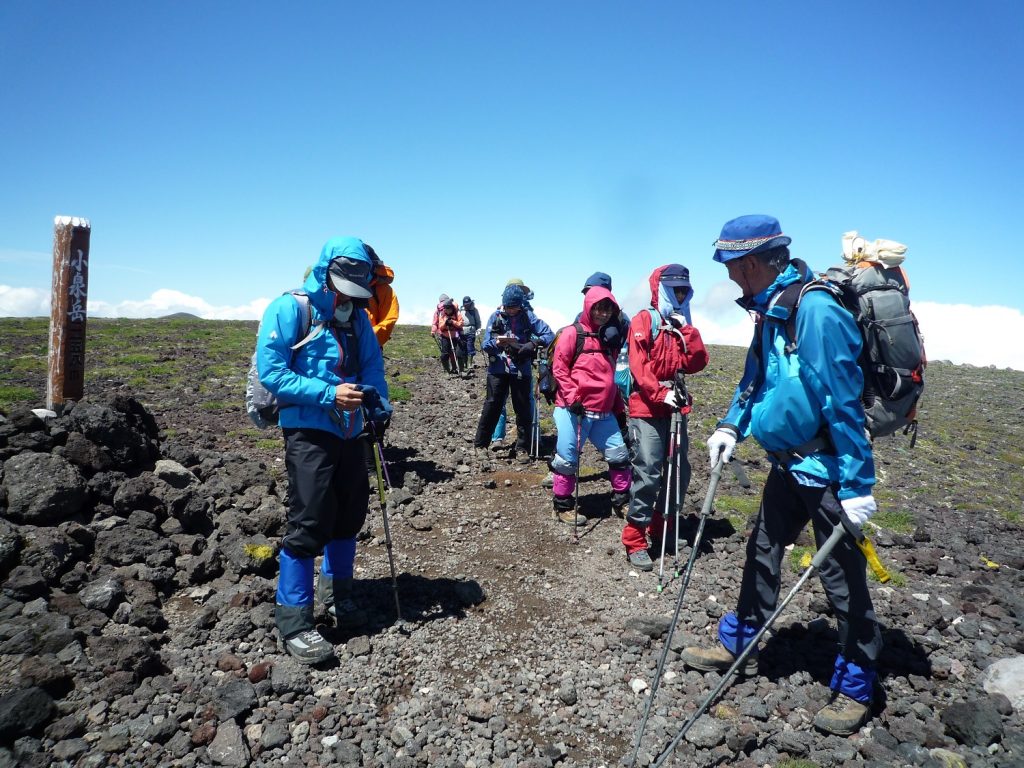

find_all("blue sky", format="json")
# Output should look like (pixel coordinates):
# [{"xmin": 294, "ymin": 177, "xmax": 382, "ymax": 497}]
[{"xmin": 2, "ymin": 2, "xmax": 1023, "ymax": 369}]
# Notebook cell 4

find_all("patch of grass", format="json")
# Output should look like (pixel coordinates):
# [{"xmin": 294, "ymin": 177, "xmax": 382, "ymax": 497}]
[
  {"xmin": 872, "ymin": 507, "xmax": 915, "ymax": 533},
  {"xmin": 255, "ymin": 438, "xmax": 282, "ymax": 450},
  {"xmin": 0, "ymin": 385, "xmax": 39, "ymax": 413},
  {"xmin": 200, "ymin": 400, "xmax": 231, "ymax": 411},
  {"xmin": 778, "ymin": 760, "xmax": 821, "ymax": 768},
  {"xmin": 789, "ymin": 545, "xmax": 814, "ymax": 574},
  {"xmin": 870, "ymin": 567, "xmax": 907, "ymax": 587},
  {"xmin": 7, "ymin": 356, "xmax": 45, "ymax": 373},
  {"xmin": 716, "ymin": 493, "xmax": 759, "ymax": 531},
  {"xmin": 389, "ymin": 385, "xmax": 412, "ymax": 402}
]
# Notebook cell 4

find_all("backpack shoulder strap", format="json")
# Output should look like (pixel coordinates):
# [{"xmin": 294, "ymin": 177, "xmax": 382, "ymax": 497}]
[{"xmin": 647, "ymin": 307, "xmax": 662, "ymax": 341}]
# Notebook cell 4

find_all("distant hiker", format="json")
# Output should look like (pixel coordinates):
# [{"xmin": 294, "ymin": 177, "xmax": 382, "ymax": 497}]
[
  {"xmin": 256, "ymin": 236, "xmax": 393, "ymax": 665},
  {"xmin": 623, "ymin": 264, "xmax": 708, "ymax": 571},
  {"xmin": 680, "ymin": 215, "xmax": 882, "ymax": 736},
  {"xmin": 549, "ymin": 286, "xmax": 630, "ymax": 524},
  {"xmin": 431, "ymin": 297, "xmax": 466, "ymax": 374},
  {"xmin": 474, "ymin": 284, "xmax": 554, "ymax": 462},
  {"xmin": 492, "ymin": 278, "xmax": 536, "ymax": 444},
  {"xmin": 364, "ymin": 244, "xmax": 399, "ymax": 348},
  {"xmin": 461, "ymin": 296, "xmax": 482, "ymax": 368}
]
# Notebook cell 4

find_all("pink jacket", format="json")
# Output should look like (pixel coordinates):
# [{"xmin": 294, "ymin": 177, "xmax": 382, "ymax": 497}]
[{"xmin": 553, "ymin": 286, "xmax": 624, "ymax": 414}]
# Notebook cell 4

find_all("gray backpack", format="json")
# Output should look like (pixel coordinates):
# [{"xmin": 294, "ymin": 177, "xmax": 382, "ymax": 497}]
[
  {"xmin": 775, "ymin": 262, "xmax": 926, "ymax": 443},
  {"xmin": 245, "ymin": 291, "xmax": 314, "ymax": 429}
]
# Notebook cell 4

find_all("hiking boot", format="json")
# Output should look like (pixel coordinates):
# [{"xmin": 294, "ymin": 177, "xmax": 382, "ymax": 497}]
[
  {"xmin": 813, "ymin": 693, "xmax": 871, "ymax": 735},
  {"xmin": 610, "ymin": 491, "xmax": 629, "ymax": 518},
  {"xmin": 553, "ymin": 508, "xmax": 586, "ymax": 526},
  {"xmin": 626, "ymin": 549, "xmax": 654, "ymax": 572},
  {"xmin": 516, "ymin": 452, "xmax": 533, "ymax": 465},
  {"xmin": 281, "ymin": 628, "xmax": 335, "ymax": 665},
  {"xmin": 680, "ymin": 644, "xmax": 758, "ymax": 676},
  {"xmin": 317, "ymin": 577, "xmax": 368, "ymax": 630},
  {"xmin": 541, "ymin": 472, "xmax": 554, "ymax": 489},
  {"xmin": 651, "ymin": 529, "xmax": 677, "ymax": 557}
]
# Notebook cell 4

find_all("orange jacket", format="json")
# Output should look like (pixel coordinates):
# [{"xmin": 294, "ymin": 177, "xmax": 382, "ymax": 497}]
[{"xmin": 366, "ymin": 262, "xmax": 399, "ymax": 346}]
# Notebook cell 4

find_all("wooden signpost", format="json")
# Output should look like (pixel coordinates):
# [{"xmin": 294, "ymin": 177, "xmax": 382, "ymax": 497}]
[{"xmin": 47, "ymin": 216, "xmax": 91, "ymax": 413}]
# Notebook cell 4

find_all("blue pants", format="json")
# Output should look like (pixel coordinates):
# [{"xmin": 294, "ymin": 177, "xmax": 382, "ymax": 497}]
[{"xmin": 550, "ymin": 408, "xmax": 628, "ymax": 472}]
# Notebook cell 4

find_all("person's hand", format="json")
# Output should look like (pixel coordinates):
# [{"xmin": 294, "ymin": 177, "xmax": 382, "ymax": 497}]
[
  {"xmin": 663, "ymin": 390, "xmax": 682, "ymax": 409},
  {"xmin": 707, "ymin": 427, "xmax": 737, "ymax": 466},
  {"xmin": 567, "ymin": 401, "xmax": 584, "ymax": 416},
  {"xmin": 667, "ymin": 312, "xmax": 688, "ymax": 329},
  {"xmin": 841, "ymin": 495, "xmax": 877, "ymax": 527},
  {"xmin": 334, "ymin": 383, "xmax": 364, "ymax": 412},
  {"xmin": 518, "ymin": 341, "xmax": 535, "ymax": 355}
]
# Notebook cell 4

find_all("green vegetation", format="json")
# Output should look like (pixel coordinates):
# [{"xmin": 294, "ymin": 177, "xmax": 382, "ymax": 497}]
[
  {"xmin": 0, "ymin": 385, "xmax": 38, "ymax": 411},
  {"xmin": 715, "ymin": 493, "xmax": 759, "ymax": 532},
  {"xmin": 778, "ymin": 760, "xmax": 821, "ymax": 768},
  {"xmin": 789, "ymin": 545, "xmax": 814, "ymax": 574},
  {"xmin": 389, "ymin": 384, "xmax": 412, "ymax": 402}
]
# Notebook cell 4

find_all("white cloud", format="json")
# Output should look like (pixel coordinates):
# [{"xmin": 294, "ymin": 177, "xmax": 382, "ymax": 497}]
[
  {"xmin": 0, "ymin": 285, "xmax": 49, "ymax": 316},
  {"xmin": 87, "ymin": 289, "xmax": 270, "ymax": 320},
  {"xmin": 912, "ymin": 302, "xmax": 1024, "ymax": 370},
  {"xmin": 2, "ymin": 283, "xmax": 1021, "ymax": 370}
]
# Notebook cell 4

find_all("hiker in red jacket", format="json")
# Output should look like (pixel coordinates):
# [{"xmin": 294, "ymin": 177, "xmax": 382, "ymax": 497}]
[
  {"xmin": 549, "ymin": 286, "xmax": 631, "ymax": 524},
  {"xmin": 623, "ymin": 264, "xmax": 709, "ymax": 570}
]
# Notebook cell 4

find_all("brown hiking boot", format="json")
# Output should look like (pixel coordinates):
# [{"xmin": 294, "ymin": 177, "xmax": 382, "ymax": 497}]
[
  {"xmin": 680, "ymin": 644, "xmax": 759, "ymax": 676},
  {"xmin": 553, "ymin": 508, "xmax": 586, "ymax": 526},
  {"xmin": 813, "ymin": 693, "xmax": 871, "ymax": 735}
]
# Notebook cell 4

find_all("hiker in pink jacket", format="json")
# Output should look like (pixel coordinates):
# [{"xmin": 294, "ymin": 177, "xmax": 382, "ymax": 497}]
[{"xmin": 548, "ymin": 286, "xmax": 631, "ymax": 525}]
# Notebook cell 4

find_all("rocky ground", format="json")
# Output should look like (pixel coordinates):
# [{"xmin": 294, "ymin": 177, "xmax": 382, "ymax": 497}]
[{"xmin": 1, "ymin": 320, "xmax": 1023, "ymax": 767}]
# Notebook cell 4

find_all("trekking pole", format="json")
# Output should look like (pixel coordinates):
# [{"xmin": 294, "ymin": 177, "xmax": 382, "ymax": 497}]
[
  {"xmin": 573, "ymin": 413, "xmax": 582, "ymax": 543},
  {"xmin": 671, "ymin": 409, "xmax": 684, "ymax": 579},
  {"xmin": 364, "ymin": 410, "xmax": 402, "ymax": 620},
  {"xmin": 530, "ymin": 394, "xmax": 540, "ymax": 458},
  {"xmin": 627, "ymin": 454, "xmax": 725, "ymax": 768},
  {"xmin": 656, "ymin": 414, "xmax": 678, "ymax": 593},
  {"xmin": 446, "ymin": 329, "xmax": 462, "ymax": 376},
  {"xmin": 650, "ymin": 521, "xmax": 849, "ymax": 768}
]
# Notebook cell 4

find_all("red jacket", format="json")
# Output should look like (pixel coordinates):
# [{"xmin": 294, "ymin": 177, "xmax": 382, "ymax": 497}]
[
  {"xmin": 628, "ymin": 267, "xmax": 709, "ymax": 418},
  {"xmin": 553, "ymin": 286, "xmax": 625, "ymax": 414}
]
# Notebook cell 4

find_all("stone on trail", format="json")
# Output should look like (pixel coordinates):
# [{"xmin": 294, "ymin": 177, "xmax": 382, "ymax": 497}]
[
  {"xmin": 940, "ymin": 698, "xmax": 1004, "ymax": 747},
  {"xmin": 981, "ymin": 655, "xmax": 1024, "ymax": 711},
  {"xmin": 208, "ymin": 719, "xmax": 250, "ymax": 766}
]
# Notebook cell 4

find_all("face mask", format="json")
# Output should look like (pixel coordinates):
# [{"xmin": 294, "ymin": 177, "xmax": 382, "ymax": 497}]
[{"xmin": 334, "ymin": 301, "xmax": 353, "ymax": 323}]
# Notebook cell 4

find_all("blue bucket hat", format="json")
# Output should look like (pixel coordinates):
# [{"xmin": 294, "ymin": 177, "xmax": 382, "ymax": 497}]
[
  {"xmin": 502, "ymin": 284, "xmax": 526, "ymax": 309},
  {"xmin": 582, "ymin": 271, "xmax": 612, "ymax": 293},
  {"xmin": 713, "ymin": 215, "xmax": 792, "ymax": 263}
]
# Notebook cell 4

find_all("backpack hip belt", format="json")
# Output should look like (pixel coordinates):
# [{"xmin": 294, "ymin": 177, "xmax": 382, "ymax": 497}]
[{"xmin": 767, "ymin": 434, "xmax": 833, "ymax": 465}]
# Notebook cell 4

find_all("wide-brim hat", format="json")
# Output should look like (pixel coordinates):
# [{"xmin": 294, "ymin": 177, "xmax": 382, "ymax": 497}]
[
  {"xmin": 328, "ymin": 256, "xmax": 373, "ymax": 298},
  {"xmin": 582, "ymin": 271, "xmax": 612, "ymax": 293},
  {"xmin": 713, "ymin": 215, "xmax": 791, "ymax": 263},
  {"xmin": 659, "ymin": 264, "xmax": 691, "ymax": 289}
]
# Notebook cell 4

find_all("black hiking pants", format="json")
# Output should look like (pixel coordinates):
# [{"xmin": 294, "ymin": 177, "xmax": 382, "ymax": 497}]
[
  {"xmin": 736, "ymin": 466, "xmax": 882, "ymax": 670},
  {"xmin": 474, "ymin": 372, "xmax": 532, "ymax": 451},
  {"xmin": 281, "ymin": 427, "xmax": 369, "ymax": 559}
]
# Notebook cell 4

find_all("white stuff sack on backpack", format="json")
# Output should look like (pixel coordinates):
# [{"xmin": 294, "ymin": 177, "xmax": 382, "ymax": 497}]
[{"xmin": 842, "ymin": 230, "xmax": 908, "ymax": 268}]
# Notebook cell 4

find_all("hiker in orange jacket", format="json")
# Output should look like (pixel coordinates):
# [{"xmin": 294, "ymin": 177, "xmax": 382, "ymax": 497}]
[{"xmin": 363, "ymin": 245, "xmax": 399, "ymax": 348}]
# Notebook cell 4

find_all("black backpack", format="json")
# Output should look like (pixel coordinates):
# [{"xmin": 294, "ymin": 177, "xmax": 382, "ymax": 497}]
[
  {"xmin": 536, "ymin": 322, "xmax": 604, "ymax": 405},
  {"xmin": 770, "ymin": 261, "xmax": 926, "ymax": 443},
  {"xmin": 245, "ymin": 291, "xmax": 362, "ymax": 429}
]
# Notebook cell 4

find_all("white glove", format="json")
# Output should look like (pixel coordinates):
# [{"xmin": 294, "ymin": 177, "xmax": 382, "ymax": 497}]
[
  {"xmin": 707, "ymin": 427, "xmax": 737, "ymax": 466},
  {"xmin": 667, "ymin": 312, "xmax": 688, "ymax": 329},
  {"xmin": 841, "ymin": 495, "xmax": 877, "ymax": 527},
  {"xmin": 663, "ymin": 390, "xmax": 682, "ymax": 409}
]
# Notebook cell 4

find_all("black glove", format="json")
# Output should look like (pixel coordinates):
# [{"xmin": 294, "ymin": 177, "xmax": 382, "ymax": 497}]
[
  {"xmin": 600, "ymin": 322, "xmax": 622, "ymax": 353},
  {"xmin": 519, "ymin": 341, "xmax": 535, "ymax": 355},
  {"xmin": 567, "ymin": 401, "xmax": 584, "ymax": 416},
  {"xmin": 357, "ymin": 384, "xmax": 393, "ymax": 424}
]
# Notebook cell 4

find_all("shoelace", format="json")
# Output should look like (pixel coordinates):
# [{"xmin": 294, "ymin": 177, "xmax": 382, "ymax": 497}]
[{"xmin": 296, "ymin": 629, "xmax": 326, "ymax": 645}]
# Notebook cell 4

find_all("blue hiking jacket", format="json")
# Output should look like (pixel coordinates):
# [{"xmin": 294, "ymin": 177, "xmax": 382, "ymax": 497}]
[
  {"xmin": 481, "ymin": 308, "xmax": 554, "ymax": 378},
  {"xmin": 720, "ymin": 261, "xmax": 875, "ymax": 499},
  {"xmin": 256, "ymin": 237, "xmax": 388, "ymax": 439}
]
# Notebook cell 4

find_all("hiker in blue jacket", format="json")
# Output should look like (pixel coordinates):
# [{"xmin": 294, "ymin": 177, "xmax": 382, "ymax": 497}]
[
  {"xmin": 680, "ymin": 215, "xmax": 882, "ymax": 736},
  {"xmin": 474, "ymin": 284, "xmax": 554, "ymax": 461},
  {"xmin": 257, "ymin": 236, "xmax": 393, "ymax": 665}
]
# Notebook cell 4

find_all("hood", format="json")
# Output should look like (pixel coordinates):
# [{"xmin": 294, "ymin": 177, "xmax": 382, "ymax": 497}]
[
  {"xmin": 647, "ymin": 264, "xmax": 693, "ymax": 321},
  {"xmin": 372, "ymin": 261, "xmax": 394, "ymax": 286},
  {"xmin": 303, "ymin": 236, "xmax": 371, "ymax": 315},
  {"xmin": 580, "ymin": 285, "xmax": 619, "ymax": 332}
]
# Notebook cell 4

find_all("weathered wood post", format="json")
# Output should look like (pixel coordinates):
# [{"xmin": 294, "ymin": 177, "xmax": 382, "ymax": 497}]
[{"xmin": 47, "ymin": 215, "xmax": 91, "ymax": 413}]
